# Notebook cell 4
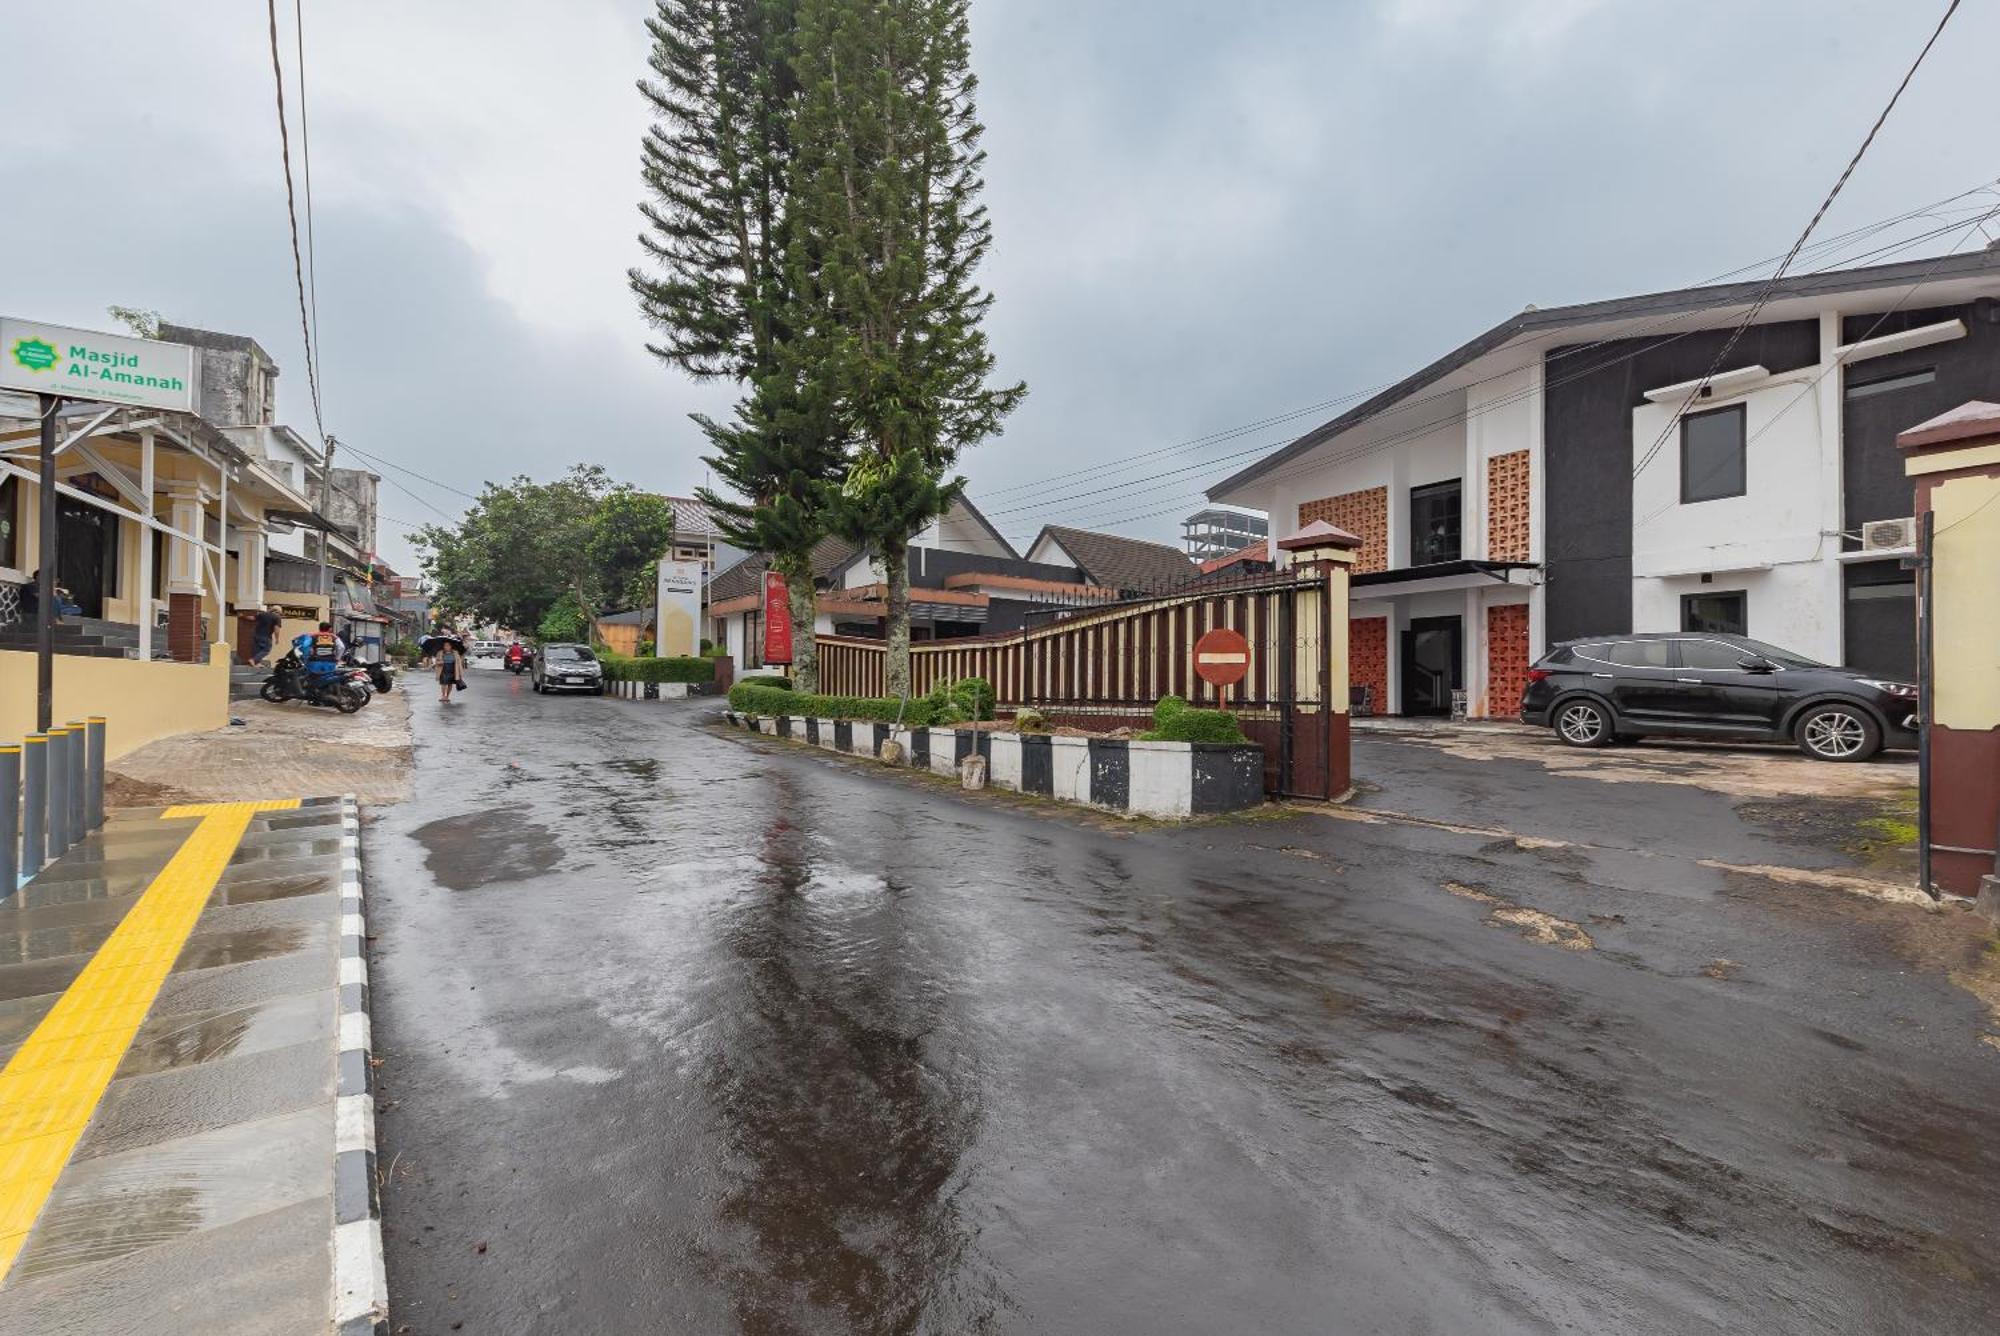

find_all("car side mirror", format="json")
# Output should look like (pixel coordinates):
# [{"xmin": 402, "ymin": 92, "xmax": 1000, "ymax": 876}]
[{"xmin": 1737, "ymin": 655, "xmax": 1777, "ymax": 673}]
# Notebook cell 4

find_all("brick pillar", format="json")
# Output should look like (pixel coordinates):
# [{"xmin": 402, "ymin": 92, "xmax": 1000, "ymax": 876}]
[
  {"xmin": 168, "ymin": 592, "xmax": 203, "ymax": 663},
  {"xmin": 1897, "ymin": 402, "xmax": 2000, "ymax": 903}
]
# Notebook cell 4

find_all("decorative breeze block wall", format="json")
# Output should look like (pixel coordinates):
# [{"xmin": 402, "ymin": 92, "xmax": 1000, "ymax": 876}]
[
  {"xmin": 1486, "ymin": 450, "xmax": 1531, "ymax": 562},
  {"xmin": 1349, "ymin": 616, "xmax": 1388, "ymax": 715},
  {"xmin": 1485, "ymin": 602, "xmax": 1530, "ymax": 718},
  {"xmin": 1299, "ymin": 487, "xmax": 1387, "ymax": 572}
]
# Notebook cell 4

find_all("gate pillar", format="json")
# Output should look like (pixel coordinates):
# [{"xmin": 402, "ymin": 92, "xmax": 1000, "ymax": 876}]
[
  {"xmin": 1898, "ymin": 402, "xmax": 2000, "ymax": 905},
  {"xmin": 1278, "ymin": 520, "xmax": 1363, "ymax": 799}
]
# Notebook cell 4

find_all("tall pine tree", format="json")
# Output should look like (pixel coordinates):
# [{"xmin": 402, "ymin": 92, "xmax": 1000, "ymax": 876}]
[
  {"xmin": 787, "ymin": 0, "xmax": 1025, "ymax": 696},
  {"xmin": 631, "ymin": 0, "xmax": 840, "ymax": 689}
]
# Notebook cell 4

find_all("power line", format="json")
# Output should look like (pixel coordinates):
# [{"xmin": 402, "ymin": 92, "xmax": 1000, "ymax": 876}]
[
  {"xmin": 1631, "ymin": 0, "xmax": 1963, "ymax": 484},
  {"xmin": 334, "ymin": 439, "xmax": 483, "ymax": 502},
  {"xmin": 975, "ymin": 179, "xmax": 1998, "ymax": 523},
  {"xmin": 264, "ymin": 0, "xmax": 324, "ymax": 444},
  {"xmin": 987, "ymin": 183, "xmax": 1999, "ymax": 538},
  {"xmin": 294, "ymin": 0, "xmax": 322, "ymax": 408}
]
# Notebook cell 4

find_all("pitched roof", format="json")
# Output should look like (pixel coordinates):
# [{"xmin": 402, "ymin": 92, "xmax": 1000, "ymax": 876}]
[
  {"xmin": 1198, "ymin": 540, "xmax": 1267, "ymax": 574},
  {"xmin": 1031, "ymin": 525, "xmax": 1197, "ymax": 595},
  {"xmin": 1208, "ymin": 246, "xmax": 2000, "ymax": 498},
  {"xmin": 664, "ymin": 495, "xmax": 726, "ymax": 540},
  {"xmin": 704, "ymin": 535, "xmax": 862, "ymax": 603}
]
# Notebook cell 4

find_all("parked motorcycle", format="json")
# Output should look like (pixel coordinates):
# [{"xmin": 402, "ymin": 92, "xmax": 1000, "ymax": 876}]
[
  {"xmin": 261, "ymin": 651, "xmax": 369, "ymax": 714},
  {"xmin": 343, "ymin": 653, "xmax": 395, "ymax": 694}
]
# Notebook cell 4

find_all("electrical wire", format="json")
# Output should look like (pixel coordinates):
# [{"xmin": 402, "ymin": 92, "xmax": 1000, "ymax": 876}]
[
  {"xmin": 989, "ymin": 184, "xmax": 2000, "ymax": 540},
  {"xmin": 335, "ymin": 439, "xmax": 484, "ymax": 502},
  {"xmin": 1631, "ymin": 0, "xmax": 1963, "ymax": 484},
  {"xmin": 264, "ymin": 0, "xmax": 324, "ymax": 444},
  {"xmin": 977, "ymin": 179, "xmax": 2000, "ymax": 524},
  {"xmin": 294, "ymin": 0, "xmax": 322, "ymax": 408}
]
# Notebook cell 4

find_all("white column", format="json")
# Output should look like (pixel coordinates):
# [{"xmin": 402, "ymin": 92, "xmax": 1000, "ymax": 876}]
[
  {"xmin": 236, "ymin": 529, "xmax": 267, "ymax": 605},
  {"xmin": 167, "ymin": 488, "xmax": 206, "ymax": 595},
  {"xmin": 138, "ymin": 429, "xmax": 155, "ymax": 660},
  {"xmin": 216, "ymin": 460, "xmax": 230, "ymax": 642},
  {"xmin": 1464, "ymin": 585, "xmax": 1485, "ymax": 718},
  {"xmin": 1817, "ymin": 308, "xmax": 1846, "ymax": 665}
]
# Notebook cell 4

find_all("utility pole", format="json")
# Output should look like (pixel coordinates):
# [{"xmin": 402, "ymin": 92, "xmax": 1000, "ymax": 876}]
[
  {"xmin": 315, "ymin": 434, "xmax": 336, "ymax": 599},
  {"xmin": 36, "ymin": 394, "xmax": 60, "ymax": 732}
]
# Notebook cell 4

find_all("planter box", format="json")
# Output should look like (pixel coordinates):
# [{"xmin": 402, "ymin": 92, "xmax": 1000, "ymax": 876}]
[{"xmin": 724, "ymin": 712, "xmax": 1262, "ymax": 820}]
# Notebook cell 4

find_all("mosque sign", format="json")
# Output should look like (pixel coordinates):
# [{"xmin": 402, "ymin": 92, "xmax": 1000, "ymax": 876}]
[{"xmin": 1, "ymin": 316, "xmax": 195, "ymax": 412}]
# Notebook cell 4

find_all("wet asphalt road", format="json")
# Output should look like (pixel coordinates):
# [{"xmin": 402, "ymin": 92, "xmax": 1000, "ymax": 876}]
[{"xmin": 367, "ymin": 677, "xmax": 2000, "ymax": 1335}]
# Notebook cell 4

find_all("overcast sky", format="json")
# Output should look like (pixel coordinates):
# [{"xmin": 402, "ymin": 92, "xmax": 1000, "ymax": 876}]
[{"xmin": 5, "ymin": 1, "xmax": 1996, "ymax": 570}]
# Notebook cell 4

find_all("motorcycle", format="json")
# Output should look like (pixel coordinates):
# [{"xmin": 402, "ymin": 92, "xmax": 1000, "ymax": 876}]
[
  {"xmin": 343, "ymin": 653, "xmax": 396, "ymax": 694},
  {"xmin": 505, "ymin": 651, "xmax": 528, "ymax": 675},
  {"xmin": 261, "ymin": 651, "xmax": 370, "ymax": 714}
]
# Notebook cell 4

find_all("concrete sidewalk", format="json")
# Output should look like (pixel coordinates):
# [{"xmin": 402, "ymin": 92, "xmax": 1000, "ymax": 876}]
[{"xmin": 0, "ymin": 796, "xmax": 384, "ymax": 1334}]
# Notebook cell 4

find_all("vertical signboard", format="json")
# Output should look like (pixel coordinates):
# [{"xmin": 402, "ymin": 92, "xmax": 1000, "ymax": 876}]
[
  {"xmin": 762, "ymin": 570, "xmax": 793, "ymax": 665},
  {"xmin": 1, "ymin": 317, "xmax": 196, "ymax": 411},
  {"xmin": 655, "ymin": 559, "xmax": 704, "ymax": 657}
]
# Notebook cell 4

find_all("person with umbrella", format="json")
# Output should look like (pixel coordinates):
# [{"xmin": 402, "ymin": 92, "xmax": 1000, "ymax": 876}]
[{"xmin": 422, "ymin": 633, "xmax": 468, "ymax": 704}]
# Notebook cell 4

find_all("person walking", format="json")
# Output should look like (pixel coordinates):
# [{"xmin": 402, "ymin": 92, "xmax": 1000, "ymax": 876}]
[
  {"xmin": 250, "ymin": 603, "xmax": 284, "ymax": 666},
  {"xmin": 437, "ymin": 639, "xmax": 465, "ymax": 704}
]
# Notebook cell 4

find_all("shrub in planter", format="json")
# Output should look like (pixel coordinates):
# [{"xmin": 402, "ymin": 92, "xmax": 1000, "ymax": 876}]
[
  {"xmin": 925, "ymin": 676, "xmax": 994, "ymax": 723},
  {"xmin": 1140, "ymin": 694, "xmax": 1247, "ymax": 744},
  {"xmin": 727, "ymin": 681, "xmax": 941, "ymax": 725},
  {"xmin": 1013, "ymin": 707, "xmax": 1049, "ymax": 733},
  {"xmin": 603, "ymin": 654, "xmax": 717, "ymax": 684}
]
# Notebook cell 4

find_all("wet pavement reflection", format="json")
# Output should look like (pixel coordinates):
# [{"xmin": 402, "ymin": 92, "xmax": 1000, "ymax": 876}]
[{"xmin": 369, "ymin": 684, "xmax": 2000, "ymax": 1336}]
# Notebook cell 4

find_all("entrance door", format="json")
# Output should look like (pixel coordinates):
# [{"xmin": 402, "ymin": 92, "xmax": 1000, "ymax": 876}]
[
  {"xmin": 1400, "ymin": 616, "xmax": 1462, "ymax": 716},
  {"xmin": 56, "ymin": 497, "xmax": 117, "ymax": 619}
]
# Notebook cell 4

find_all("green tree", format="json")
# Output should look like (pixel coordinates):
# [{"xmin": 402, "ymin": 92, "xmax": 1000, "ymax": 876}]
[
  {"xmin": 417, "ymin": 465, "xmax": 669, "ymax": 642},
  {"xmin": 788, "ymin": 0, "xmax": 1025, "ymax": 694},
  {"xmin": 587, "ymin": 489, "xmax": 678, "ymax": 613},
  {"xmin": 632, "ymin": 0, "xmax": 843, "ymax": 689}
]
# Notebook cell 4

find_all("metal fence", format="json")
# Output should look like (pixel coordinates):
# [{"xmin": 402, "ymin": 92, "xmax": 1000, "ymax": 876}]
[
  {"xmin": 3, "ymin": 717, "xmax": 108, "ymax": 894},
  {"xmin": 814, "ymin": 569, "xmax": 1341, "ymax": 798}
]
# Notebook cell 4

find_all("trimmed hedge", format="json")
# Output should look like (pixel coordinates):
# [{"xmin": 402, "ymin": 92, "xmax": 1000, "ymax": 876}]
[
  {"xmin": 601, "ymin": 653, "xmax": 718, "ymax": 685},
  {"xmin": 1140, "ymin": 694, "xmax": 1247, "ymax": 744},
  {"xmin": 738, "ymin": 674, "xmax": 792, "ymax": 691},
  {"xmin": 728, "ymin": 682, "xmax": 943, "ymax": 726}
]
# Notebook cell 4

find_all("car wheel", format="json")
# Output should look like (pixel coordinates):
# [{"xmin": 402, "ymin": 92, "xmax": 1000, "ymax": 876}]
[
  {"xmin": 1796, "ymin": 704, "xmax": 1881, "ymax": 762},
  {"xmin": 1553, "ymin": 698, "xmax": 1614, "ymax": 748}
]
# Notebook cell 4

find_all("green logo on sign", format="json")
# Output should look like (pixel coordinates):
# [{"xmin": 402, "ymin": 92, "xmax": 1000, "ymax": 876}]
[{"xmin": 10, "ymin": 337, "xmax": 58, "ymax": 373}]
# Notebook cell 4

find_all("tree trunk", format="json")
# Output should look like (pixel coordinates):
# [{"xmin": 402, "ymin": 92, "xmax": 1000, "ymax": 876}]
[
  {"xmin": 783, "ymin": 559, "xmax": 819, "ymax": 694},
  {"xmin": 884, "ymin": 541, "xmax": 911, "ymax": 699}
]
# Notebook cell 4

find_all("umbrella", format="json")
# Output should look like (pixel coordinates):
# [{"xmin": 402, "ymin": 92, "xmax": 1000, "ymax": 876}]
[{"xmin": 419, "ymin": 633, "xmax": 468, "ymax": 655}]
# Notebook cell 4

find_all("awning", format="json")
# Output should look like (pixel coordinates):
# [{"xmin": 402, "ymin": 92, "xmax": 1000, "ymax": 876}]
[
  {"xmin": 1351, "ymin": 559, "xmax": 1538, "ymax": 594},
  {"xmin": 265, "ymin": 507, "xmax": 344, "ymax": 533}
]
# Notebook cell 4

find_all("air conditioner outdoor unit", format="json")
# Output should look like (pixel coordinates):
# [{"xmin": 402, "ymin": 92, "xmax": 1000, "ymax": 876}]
[{"xmin": 1860, "ymin": 517, "xmax": 1916, "ymax": 553}]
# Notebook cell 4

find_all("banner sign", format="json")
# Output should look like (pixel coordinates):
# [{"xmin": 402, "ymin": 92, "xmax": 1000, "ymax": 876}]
[
  {"xmin": 655, "ymin": 559, "xmax": 703, "ymax": 657},
  {"xmin": 1, "ymin": 316, "xmax": 195, "ymax": 411},
  {"xmin": 762, "ymin": 570, "xmax": 793, "ymax": 665}
]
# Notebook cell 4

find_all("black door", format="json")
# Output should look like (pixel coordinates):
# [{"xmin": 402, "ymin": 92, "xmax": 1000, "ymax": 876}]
[
  {"xmin": 56, "ymin": 497, "xmax": 117, "ymax": 619},
  {"xmin": 1400, "ymin": 616, "xmax": 1462, "ymax": 716}
]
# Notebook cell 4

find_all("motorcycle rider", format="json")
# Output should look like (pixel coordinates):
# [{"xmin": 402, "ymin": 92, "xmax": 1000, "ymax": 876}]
[
  {"xmin": 294, "ymin": 621, "xmax": 347, "ymax": 693},
  {"xmin": 505, "ymin": 640, "xmax": 527, "ymax": 673}
]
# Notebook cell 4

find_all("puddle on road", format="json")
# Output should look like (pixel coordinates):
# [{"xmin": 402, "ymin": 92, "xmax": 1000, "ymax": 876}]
[{"xmin": 412, "ymin": 806, "xmax": 562, "ymax": 889}]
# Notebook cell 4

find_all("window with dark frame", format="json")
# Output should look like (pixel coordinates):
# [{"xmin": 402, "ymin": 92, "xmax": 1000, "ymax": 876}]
[
  {"xmin": 0, "ymin": 475, "xmax": 16, "ymax": 570},
  {"xmin": 1681, "ymin": 590, "xmax": 1747, "ymax": 636},
  {"xmin": 1680, "ymin": 404, "xmax": 1746, "ymax": 504},
  {"xmin": 1408, "ymin": 478, "xmax": 1462, "ymax": 566}
]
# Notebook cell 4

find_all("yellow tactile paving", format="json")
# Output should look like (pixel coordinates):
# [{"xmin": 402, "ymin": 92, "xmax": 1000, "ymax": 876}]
[{"xmin": 0, "ymin": 799, "xmax": 300, "ymax": 1284}]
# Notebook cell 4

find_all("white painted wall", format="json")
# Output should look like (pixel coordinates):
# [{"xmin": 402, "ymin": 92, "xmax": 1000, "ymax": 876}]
[{"xmin": 1628, "ymin": 327, "xmax": 1843, "ymax": 664}]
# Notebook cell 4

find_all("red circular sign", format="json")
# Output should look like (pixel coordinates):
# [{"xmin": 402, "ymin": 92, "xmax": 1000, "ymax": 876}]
[{"xmin": 1193, "ymin": 627, "xmax": 1251, "ymax": 687}]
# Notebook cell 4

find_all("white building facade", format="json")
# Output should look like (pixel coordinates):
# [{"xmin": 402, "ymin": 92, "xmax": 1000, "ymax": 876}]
[{"xmin": 1209, "ymin": 250, "xmax": 2000, "ymax": 717}]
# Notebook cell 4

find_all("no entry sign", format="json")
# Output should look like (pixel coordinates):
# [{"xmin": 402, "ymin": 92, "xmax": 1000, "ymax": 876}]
[{"xmin": 1193, "ymin": 627, "xmax": 1251, "ymax": 687}]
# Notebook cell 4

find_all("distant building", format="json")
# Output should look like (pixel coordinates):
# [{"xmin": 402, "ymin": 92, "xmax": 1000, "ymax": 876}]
[
  {"xmin": 1181, "ymin": 506, "xmax": 1267, "ymax": 561},
  {"xmin": 1026, "ymin": 524, "xmax": 1199, "ymax": 597}
]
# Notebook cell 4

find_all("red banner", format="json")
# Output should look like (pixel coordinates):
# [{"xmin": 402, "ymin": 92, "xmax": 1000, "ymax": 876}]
[{"xmin": 762, "ymin": 570, "xmax": 793, "ymax": 665}]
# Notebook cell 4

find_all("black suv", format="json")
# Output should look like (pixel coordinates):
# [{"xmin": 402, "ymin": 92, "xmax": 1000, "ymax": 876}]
[{"xmin": 1519, "ymin": 633, "xmax": 1916, "ymax": 762}]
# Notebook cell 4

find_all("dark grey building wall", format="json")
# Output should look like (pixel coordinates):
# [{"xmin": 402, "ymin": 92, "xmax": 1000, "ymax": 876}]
[
  {"xmin": 1839, "ymin": 298, "xmax": 2000, "ymax": 537},
  {"xmin": 1542, "ymin": 319, "xmax": 1820, "ymax": 643}
]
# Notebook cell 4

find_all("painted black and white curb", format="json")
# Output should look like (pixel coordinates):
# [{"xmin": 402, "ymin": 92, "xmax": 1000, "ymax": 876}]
[
  {"xmin": 723, "ymin": 713, "xmax": 1264, "ymax": 819},
  {"xmin": 333, "ymin": 794, "xmax": 389, "ymax": 1336}
]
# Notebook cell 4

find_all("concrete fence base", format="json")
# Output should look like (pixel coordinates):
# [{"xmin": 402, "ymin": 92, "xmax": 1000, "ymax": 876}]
[{"xmin": 723, "ymin": 712, "xmax": 1263, "ymax": 819}]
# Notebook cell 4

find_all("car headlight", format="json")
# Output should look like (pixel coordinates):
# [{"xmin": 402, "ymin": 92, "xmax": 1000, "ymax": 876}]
[{"xmin": 1858, "ymin": 679, "xmax": 1917, "ymax": 698}]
